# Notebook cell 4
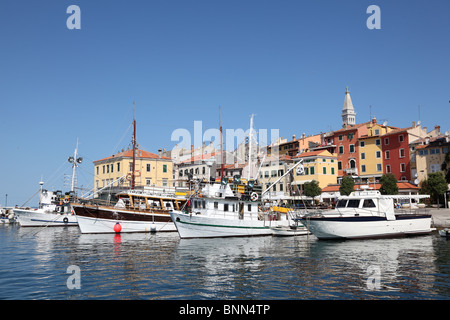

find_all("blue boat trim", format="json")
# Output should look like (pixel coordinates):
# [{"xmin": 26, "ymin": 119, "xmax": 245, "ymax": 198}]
[{"xmin": 300, "ymin": 214, "xmax": 431, "ymax": 222}]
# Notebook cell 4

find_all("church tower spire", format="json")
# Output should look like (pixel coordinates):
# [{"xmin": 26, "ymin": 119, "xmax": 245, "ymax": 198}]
[{"xmin": 342, "ymin": 86, "xmax": 356, "ymax": 127}]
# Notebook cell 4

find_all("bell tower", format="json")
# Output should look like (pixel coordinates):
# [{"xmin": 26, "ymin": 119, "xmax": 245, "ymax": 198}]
[{"xmin": 342, "ymin": 86, "xmax": 356, "ymax": 127}]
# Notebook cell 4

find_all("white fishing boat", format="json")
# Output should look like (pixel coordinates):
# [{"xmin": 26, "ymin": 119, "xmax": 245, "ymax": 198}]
[
  {"xmin": 170, "ymin": 182, "xmax": 290, "ymax": 239},
  {"xmin": 72, "ymin": 190, "xmax": 186, "ymax": 233},
  {"xmin": 300, "ymin": 189, "xmax": 432, "ymax": 240},
  {"xmin": 15, "ymin": 186, "xmax": 78, "ymax": 227},
  {"xmin": 14, "ymin": 143, "xmax": 83, "ymax": 227}
]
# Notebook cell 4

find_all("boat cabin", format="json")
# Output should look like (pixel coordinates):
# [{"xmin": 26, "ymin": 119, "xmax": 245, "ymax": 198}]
[{"xmin": 114, "ymin": 191, "xmax": 186, "ymax": 212}]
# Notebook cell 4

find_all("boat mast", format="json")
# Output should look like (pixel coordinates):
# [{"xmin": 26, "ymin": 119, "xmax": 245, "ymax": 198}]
[
  {"xmin": 71, "ymin": 140, "xmax": 78, "ymax": 192},
  {"xmin": 248, "ymin": 114, "xmax": 254, "ymax": 181},
  {"xmin": 68, "ymin": 138, "xmax": 82, "ymax": 194},
  {"xmin": 219, "ymin": 105, "xmax": 224, "ymax": 178},
  {"xmin": 131, "ymin": 101, "xmax": 136, "ymax": 190}
]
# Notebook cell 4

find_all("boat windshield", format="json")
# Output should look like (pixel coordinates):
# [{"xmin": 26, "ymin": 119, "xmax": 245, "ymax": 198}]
[{"xmin": 336, "ymin": 200, "xmax": 347, "ymax": 208}]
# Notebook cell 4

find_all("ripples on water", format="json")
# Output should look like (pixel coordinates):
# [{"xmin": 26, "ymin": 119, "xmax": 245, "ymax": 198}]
[{"xmin": 0, "ymin": 224, "xmax": 449, "ymax": 300}]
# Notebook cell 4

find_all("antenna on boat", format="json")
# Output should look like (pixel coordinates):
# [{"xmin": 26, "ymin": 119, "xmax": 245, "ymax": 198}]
[{"xmin": 131, "ymin": 101, "xmax": 136, "ymax": 190}]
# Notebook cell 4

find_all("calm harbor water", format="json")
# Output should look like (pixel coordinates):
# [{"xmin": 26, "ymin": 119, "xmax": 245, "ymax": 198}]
[{"xmin": 1, "ymin": 223, "xmax": 449, "ymax": 300}]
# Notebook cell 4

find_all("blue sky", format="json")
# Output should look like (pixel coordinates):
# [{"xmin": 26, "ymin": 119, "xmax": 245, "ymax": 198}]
[{"xmin": 1, "ymin": 0, "xmax": 449, "ymax": 206}]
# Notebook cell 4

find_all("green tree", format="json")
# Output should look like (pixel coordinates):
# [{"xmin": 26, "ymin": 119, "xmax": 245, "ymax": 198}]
[
  {"xmin": 422, "ymin": 172, "xmax": 448, "ymax": 205},
  {"xmin": 339, "ymin": 175, "xmax": 354, "ymax": 196},
  {"xmin": 379, "ymin": 173, "xmax": 399, "ymax": 195},
  {"xmin": 441, "ymin": 150, "xmax": 450, "ymax": 184},
  {"xmin": 303, "ymin": 180, "xmax": 322, "ymax": 198}
]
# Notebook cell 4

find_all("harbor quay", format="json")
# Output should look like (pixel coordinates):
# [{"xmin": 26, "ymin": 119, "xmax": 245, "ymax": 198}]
[{"xmin": 430, "ymin": 208, "xmax": 450, "ymax": 228}]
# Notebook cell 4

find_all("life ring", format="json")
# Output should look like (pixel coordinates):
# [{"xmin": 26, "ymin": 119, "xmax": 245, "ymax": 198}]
[
  {"xmin": 63, "ymin": 217, "xmax": 69, "ymax": 224},
  {"xmin": 126, "ymin": 174, "xmax": 132, "ymax": 181},
  {"xmin": 250, "ymin": 192, "xmax": 258, "ymax": 201}
]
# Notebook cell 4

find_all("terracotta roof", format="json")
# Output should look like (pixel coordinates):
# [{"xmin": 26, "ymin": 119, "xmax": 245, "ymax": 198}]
[
  {"xmin": 293, "ymin": 150, "xmax": 335, "ymax": 159},
  {"xmin": 333, "ymin": 122, "xmax": 370, "ymax": 133},
  {"xmin": 381, "ymin": 127, "xmax": 411, "ymax": 137},
  {"xmin": 95, "ymin": 148, "xmax": 171, "ymax": 162},
  {"xmin": 180, "ymin": 152, "xmax": 220, "ymax": 164}
]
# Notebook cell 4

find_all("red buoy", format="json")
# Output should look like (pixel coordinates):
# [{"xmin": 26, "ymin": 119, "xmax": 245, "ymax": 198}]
[{"xmin": 114, "ymin": 222, "xmax": 122, "ymax": 233}]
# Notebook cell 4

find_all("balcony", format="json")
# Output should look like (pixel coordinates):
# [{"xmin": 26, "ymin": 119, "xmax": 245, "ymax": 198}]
[{"xmin": 344, "ymin": 167, "xmax": 358, "ymax": 176}]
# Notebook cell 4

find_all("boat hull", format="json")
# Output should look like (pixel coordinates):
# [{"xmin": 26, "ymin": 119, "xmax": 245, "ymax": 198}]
[
  {"xmin": 14, "ymin": 209, "xmax": 78, "ymax": 227},
  {"xmin": 72, "ymin": 204, "xmax": 176, "ymax": 233},
  {"xmin": 301, "ymin": 214, "xmax": 433, "ymax": 240},
  {"xmin": 170, "ymin": 210, "xmax": 288, "ymax": 239}
]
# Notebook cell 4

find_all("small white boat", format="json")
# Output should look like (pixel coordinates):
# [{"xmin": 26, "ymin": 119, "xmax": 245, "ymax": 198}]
[
  {"xmin": 0, "ymin": 208, "xmax": 15, "ymax": 224},
  {"xmin": 301, "ymin": 190, "xmax": 432, "ymax": 240},
  {"xmin": 270, "ymin": 225, "xmax": 309, "ymax": 236},
  {"xmin": 439, "ymin": 229, "xmax": 450, "ymax": 238}
]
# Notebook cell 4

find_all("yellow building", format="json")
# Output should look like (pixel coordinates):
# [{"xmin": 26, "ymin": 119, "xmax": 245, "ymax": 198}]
[
  {"xmin": 94, "ymin": 148, "xmax": 173, "ymax": 192},
  {"xmin": 292, "ymin": 150, "xmax": 338, "ymax": 191},
  {"xmin": 358, "ymin": 120, "xmax": 394, "ymax": 182}
]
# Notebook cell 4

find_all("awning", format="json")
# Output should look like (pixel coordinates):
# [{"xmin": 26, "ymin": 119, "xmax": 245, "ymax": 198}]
[{"xmin": 291, "ymin": 180, "xmax": 313, "ymax": 185}]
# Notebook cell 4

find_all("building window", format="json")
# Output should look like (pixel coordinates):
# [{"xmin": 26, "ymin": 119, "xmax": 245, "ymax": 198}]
[
  {"xmin": 103, "ymin": 165, "xmax": 105, "ymax": 174},
  {"xmin": 386, "ymin": 165, "xmax": 391, "ymax": 173},
  {"xmin": 374, "ymin": 129, "xmax": 380, "ymax": 135},
  {"xmin": 264, "ymin": 171, "xmax": 269, "ymax": 178},
  {"xmin": 163, "ymin": 164, "xmax": 167, "ymax": 173},
  {"xmin": 385, "ymin": 150, "xmax": 390, "ymax": 159},
  {"xmin": 430, "ymin": 164, "xmax": 440, "ymax": 173},
  {"xmin": 107, "ymin": 165, "xmax": 110, "ymax": 173},
  {"xmin": 146, "ymin": 179, "xmax": 151, "ymax": 186},
  {"xmin": 224, "ymin": 204, "xmax": 229, "ymax": 212},
  {"xmin": 202, "ymin": 167, "xmax": 206, "ymax": 174},
  {"xmin": 348, "ymin": 133, "xmax": 354, "ymax": 140},
  {"xmin": 147, "ymin": 164, "xmax": 151, "ymax": 172},
  {"xmin": 399, "ymin": 148, "xmax": 405, "ymax": 158},
  {"xmin": 399, "ymin": 135, "xmax": 404, "ymax": 142},
  {"xmin": 279, "ymin": 184, "xmax": 283, "ymax": 191},
  {"xmin": 349, "ymin": 144, "xmax": 355, "ymax": 153},
  {"xmin": 214, "ymin": 202, "xmax": 218, "ymax": 209},
  {"xmin": 400, "ymin": 163, "xmax": 406, "ymax": 172},
  {"xmin": 361, "ymin": 153, "xmax": 365, "ymax": 160},
  {"xmin": 384, "ymin": 138, "xmax": 389, "ymax": 145},
  {"xmin": 375, "ymin": 139, "xmax": 381, "ymax": 146},
  {"xmin": 360, "ymin": 141, "xmax": 365, "ymax": 147},
  {"xmin": 323, "ymin": 167, "xmax": 327, "ymax": 174},
  {"xmin": 339, "ymin": 146, "xmax": 344, "ymax": 154},
  {"xmin": 338, "ymin": 161, "xmax": 342, "ymax": 170},
  {"xmin": 248, "ymin": 204, "xmax": 252, "ymax": 212},
  {"xmin": 117, "ymin": 163, "xmax": 120, "ymax": 172},
  {"xmin": 331, "ymin": 167, "xmax": 335, "ymax": 175},
  {"xmin": 129, "ymin": 162, "xmax": 133, "ymax": 171},
  {"xmin": 271, "ymin": 170, "xmax": 277, "ymax": 177},
  {"xmin": 361, "ymin": 165, "xmax": 366, "ymax": 173},
  {"xmin": 376, "ymin": 151, "xmax": 381, "ymax": 158},
  {"xmin": 310, "ymin": 167, "xmax": 315, "ymax": 175},
  {"xmin": 305, "ymin": 167, "xmax": 309, "ymax": 175},
  {"xmin": 338, "ymin": 135, "xmax": 343, "ymax": 141},
  {"xmin": 377, "ymin": 163, "xmax": 382, "ymax": 172},
  {"xmin": 96, "ymin": 166, "xmax": 99, "ymax": 175}
]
